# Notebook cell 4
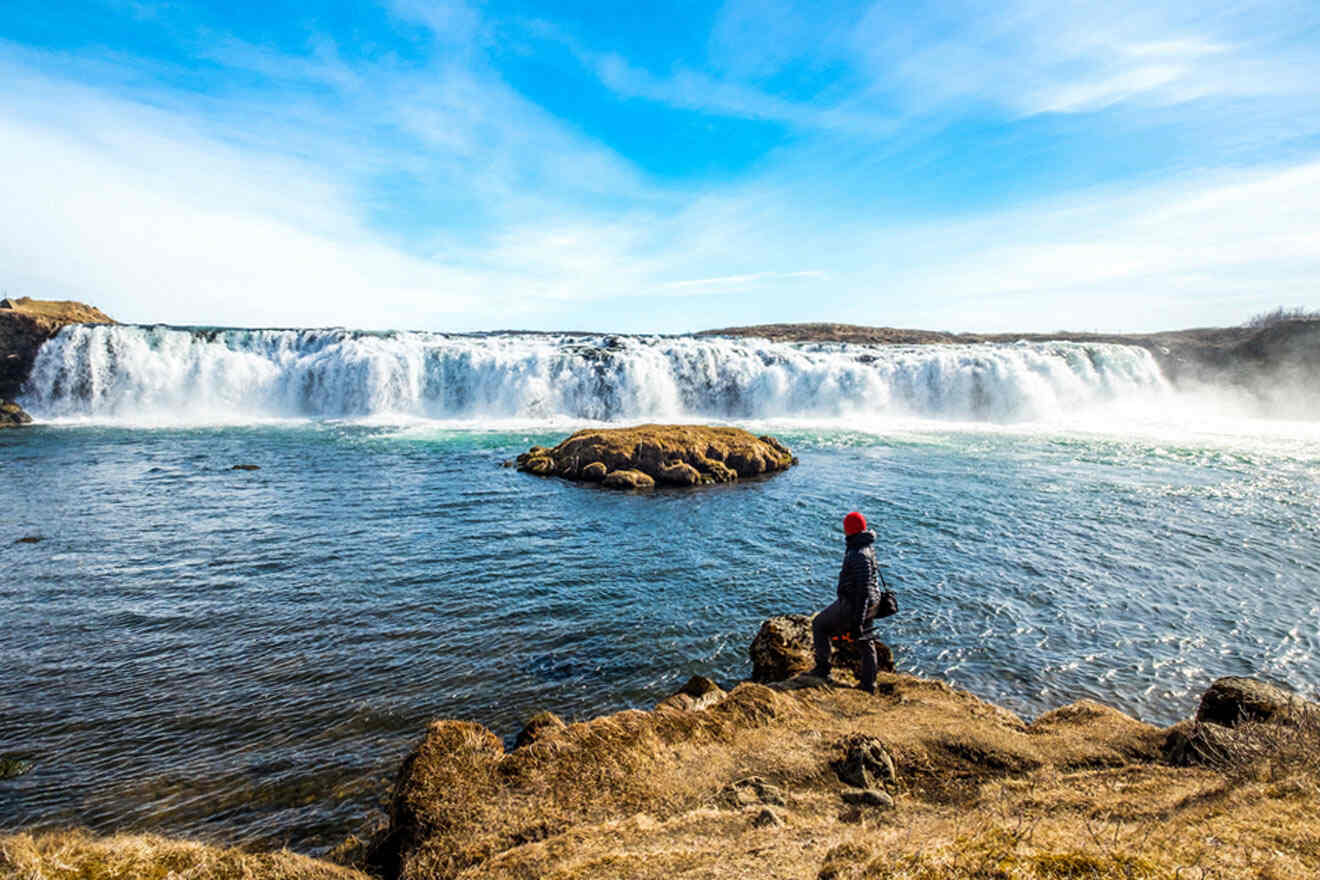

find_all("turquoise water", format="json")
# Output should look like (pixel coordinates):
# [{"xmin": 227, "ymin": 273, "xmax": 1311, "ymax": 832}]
[{"xmin": 2, "ymin": 418, "xmax": 1318, "ymax": 851}]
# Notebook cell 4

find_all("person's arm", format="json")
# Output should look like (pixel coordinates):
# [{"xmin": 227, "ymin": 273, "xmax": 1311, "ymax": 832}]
[{"xmin": 840, "ymin": 551, "xmax": 871, "ymax": 636}]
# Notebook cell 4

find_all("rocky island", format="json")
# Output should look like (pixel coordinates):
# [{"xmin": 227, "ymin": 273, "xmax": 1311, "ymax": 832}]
[{"xmin": 516, "ymin": 424, "xmax": 797, "ymax": 489}]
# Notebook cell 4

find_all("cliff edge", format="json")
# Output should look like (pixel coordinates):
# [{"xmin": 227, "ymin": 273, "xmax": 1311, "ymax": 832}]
[{"xmin": 0, "ymin": 297, "xmax": 116, "ymax": 399}]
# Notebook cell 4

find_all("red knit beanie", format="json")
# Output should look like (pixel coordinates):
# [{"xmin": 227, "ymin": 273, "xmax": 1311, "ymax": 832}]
[{"xmin": 843, "ymin": 511, "xmax": 866, "ymax": 536}]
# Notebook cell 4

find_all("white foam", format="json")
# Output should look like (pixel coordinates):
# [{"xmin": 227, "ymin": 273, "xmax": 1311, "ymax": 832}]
[{"xmin": 18, "ymin": 325, "xmax": 1204, "ymax": 430}]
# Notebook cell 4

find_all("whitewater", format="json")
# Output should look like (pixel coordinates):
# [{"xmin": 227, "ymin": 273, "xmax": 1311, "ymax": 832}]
[
  {"xmin": 3, "ymin": 324, "xmax": 1318, "ymax": 852},
  {"xmin": 23, "ymin": 324, "xmax": 1173, "ymax": 425}
]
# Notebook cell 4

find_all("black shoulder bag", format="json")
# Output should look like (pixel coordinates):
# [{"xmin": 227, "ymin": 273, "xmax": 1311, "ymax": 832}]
[{"xmin": 875, "ymin": 569, "xmax": 899, "ymax": 618}]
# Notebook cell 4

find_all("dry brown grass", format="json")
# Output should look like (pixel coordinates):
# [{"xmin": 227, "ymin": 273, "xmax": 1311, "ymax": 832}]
[
  {"xmin": 0, "ymin": 297, "xmax": 115, "ymax": 324},
  {"xmin": 369, "ymin": 674, "xmax": 1320, "ymax": 880},
  {"xmin": 0, "ymin": 829, "xmax": 370, "ymax": 880},
  {"xmin": 10, "ymin": 676, "xmax": 1316, "ymax": 880}
]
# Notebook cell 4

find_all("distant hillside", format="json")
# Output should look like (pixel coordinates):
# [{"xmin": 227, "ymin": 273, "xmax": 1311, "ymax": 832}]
[{"xmin": 698, "ymin": 320, "xmax": 1320, "ymax": 389}]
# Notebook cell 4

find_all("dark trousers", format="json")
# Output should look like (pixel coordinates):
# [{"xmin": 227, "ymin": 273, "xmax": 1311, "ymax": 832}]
[{"xmin": 812, "ymin": 599, "xmax": 879, "ymax": 691}]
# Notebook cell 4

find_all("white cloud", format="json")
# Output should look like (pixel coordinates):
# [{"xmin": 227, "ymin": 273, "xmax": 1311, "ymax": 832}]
[
  {"xmin": 1, "ymin": 2, "xmax": 1318, "ymax": 335},
  {"xmin": 860, "ymin": 161, "xmax": 1320, "ymax": 331},
  {"xmin": 851, "ymin": 0, "xmax": 1319, "ymax": 118}
]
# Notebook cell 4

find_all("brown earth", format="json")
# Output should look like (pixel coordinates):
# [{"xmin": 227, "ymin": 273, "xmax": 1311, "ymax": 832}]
[
  {"xmin": 516, "ymin": 424, "xmax": 797, "ymax": 489},
  {"xmin": 0, "ymin": 297, "xmax": 116, "ymax": 399}
]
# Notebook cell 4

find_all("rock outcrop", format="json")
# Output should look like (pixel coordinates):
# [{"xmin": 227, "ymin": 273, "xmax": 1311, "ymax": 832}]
[
  {"xmin": 0, "ymin": 297, "xmax": 116, "ymax": 399},
  {"xmin": 749, "ymin": 613, "xmax": 894, "ymax": 684},
  {"xmin": 357, "ymin": 590, "xmax": 1320, "ymax": 880},
  {"xmin": 1195, "ymin": 675, "xmax": 1314, "ymax": 727},
  {"xmin": 1163, "ymin": 676, "xmax": 1320, "ymax": 770},
  {"xmin": 372, "ymin": 649, "xmax": 1320, "ymax": 880},
  {"xmin": 515, "ymin": 424, "xmax": 797, "ymax": 490},
  {"xmin": 1, "ymin": 400, "xmax": 32, "ymax": 428}
]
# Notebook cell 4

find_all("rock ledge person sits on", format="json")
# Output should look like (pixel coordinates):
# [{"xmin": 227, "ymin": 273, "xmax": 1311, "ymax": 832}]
[{"xmin": 810, "ymin": 511, "xmax": 885, "ymax": 694}]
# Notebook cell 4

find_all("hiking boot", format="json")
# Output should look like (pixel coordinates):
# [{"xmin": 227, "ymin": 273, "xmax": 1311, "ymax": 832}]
[{"xmin": 807, "ymin": 666, "xmax": 832, "ymax": 680}]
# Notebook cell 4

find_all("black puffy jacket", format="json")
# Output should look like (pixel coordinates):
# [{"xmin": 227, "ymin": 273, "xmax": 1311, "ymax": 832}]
[{"xmin": 837, "ymin": 529, "xmax": 881, "ymax": 639}]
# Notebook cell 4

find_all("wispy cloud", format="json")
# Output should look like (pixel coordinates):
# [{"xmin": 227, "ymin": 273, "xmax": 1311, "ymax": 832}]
[
  {"xmin": 558, "ymin": 0, "xmax": 1319, "ymax": 125},
  {"xmin": 660, "ymin": 270, "xmax": 828, "ymax": 291}
]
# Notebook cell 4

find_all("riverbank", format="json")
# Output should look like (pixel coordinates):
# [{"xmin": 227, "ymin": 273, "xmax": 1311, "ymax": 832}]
[
  {"xmin": 698, "ymin": 318, "xmax": 1320, "ymax": 390},
  {"xmin": 5, "ymin": 667, "xmax": 1317, "ymax": 880}
]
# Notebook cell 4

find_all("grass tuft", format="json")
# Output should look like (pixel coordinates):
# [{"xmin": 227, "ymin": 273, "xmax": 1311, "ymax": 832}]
[{"xmin": 0, "ymin": 829, "xmax": 370, "ymax": 880}]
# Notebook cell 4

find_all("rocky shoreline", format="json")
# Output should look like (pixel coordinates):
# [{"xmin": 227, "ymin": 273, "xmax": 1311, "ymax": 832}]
[{"xmin": 4, "ymin": 614, "xmax": 1317, "ymax": 880}]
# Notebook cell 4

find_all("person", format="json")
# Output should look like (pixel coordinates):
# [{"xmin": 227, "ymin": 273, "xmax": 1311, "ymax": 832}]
[{"xmin": 810, "ymin": 510, "xmax": 883, "ymax": 694}]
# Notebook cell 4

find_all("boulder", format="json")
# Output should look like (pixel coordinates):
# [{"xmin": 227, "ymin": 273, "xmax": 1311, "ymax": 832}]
[
  {"xmin": 0, "ymin": 755, "xmax": 33, "ymax": 779},
  {"xmin": 834, "ymin": 734, "xmax": 898, "ymax": 791},
  {"xmin": 516, "ymin": 424, "xmax": 795, "ymax": 490},
  {"xmin": 699, "ymin": 457, "xmax": 738, "ymax": 482},
  {"xmin": 518, "ymin": 455, "xmax": 554, "ymax": 476},
  {"xmin": 657, "ymin": 461, "xmax": 701, "ymax": 487},
  {"xmin": 1162, "ymin": 720, "xmax": 1242, "ymax": 767},
  {"xmin": 657, "ymin": 675, "xmax": 726, "ymax": 712},
  {"xmin": 0, "ymin": 400, "xmax": 32, "ymax": 428},
  {"xmin": 718, "ymin": 776, "xmax": 786, "ymax": 809},
  {"xmin": 750, "ymin": 614, "xmax": 894, "ymax": 683},
  {"xmin": 1196, "ymin": 676, "xmax": 1312, "ymax": 728},
  {"xmin": 750, "ymin": 615, "xmax": 815, "ymax": 682},
  {"xmin": 602, "ymin": 469, "xmax": 655, "ymax": 490},
  {"xmin": 514, "ymin": 711, "xmax": 567, "ymax": 749},
  {"xmin": 840, "ymin": 788, "xmax": 894, "ymax": 809}
]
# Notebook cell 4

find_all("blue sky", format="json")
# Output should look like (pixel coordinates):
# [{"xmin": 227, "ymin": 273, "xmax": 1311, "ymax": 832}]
[{"xmin": 2, "ymin": 0, "xmax": 1319, "ymax": 332}]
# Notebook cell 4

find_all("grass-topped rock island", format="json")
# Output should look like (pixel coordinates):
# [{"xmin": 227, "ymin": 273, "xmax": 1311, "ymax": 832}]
[{"xmin": 515, "ymin": 424, "xmax": 798, "ymax": 489}]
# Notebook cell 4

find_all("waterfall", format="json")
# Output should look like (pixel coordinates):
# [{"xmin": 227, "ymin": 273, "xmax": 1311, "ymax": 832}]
[{"xmin": 21, "ymin": 325, "xmax": 1170, "ymax": 424}]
